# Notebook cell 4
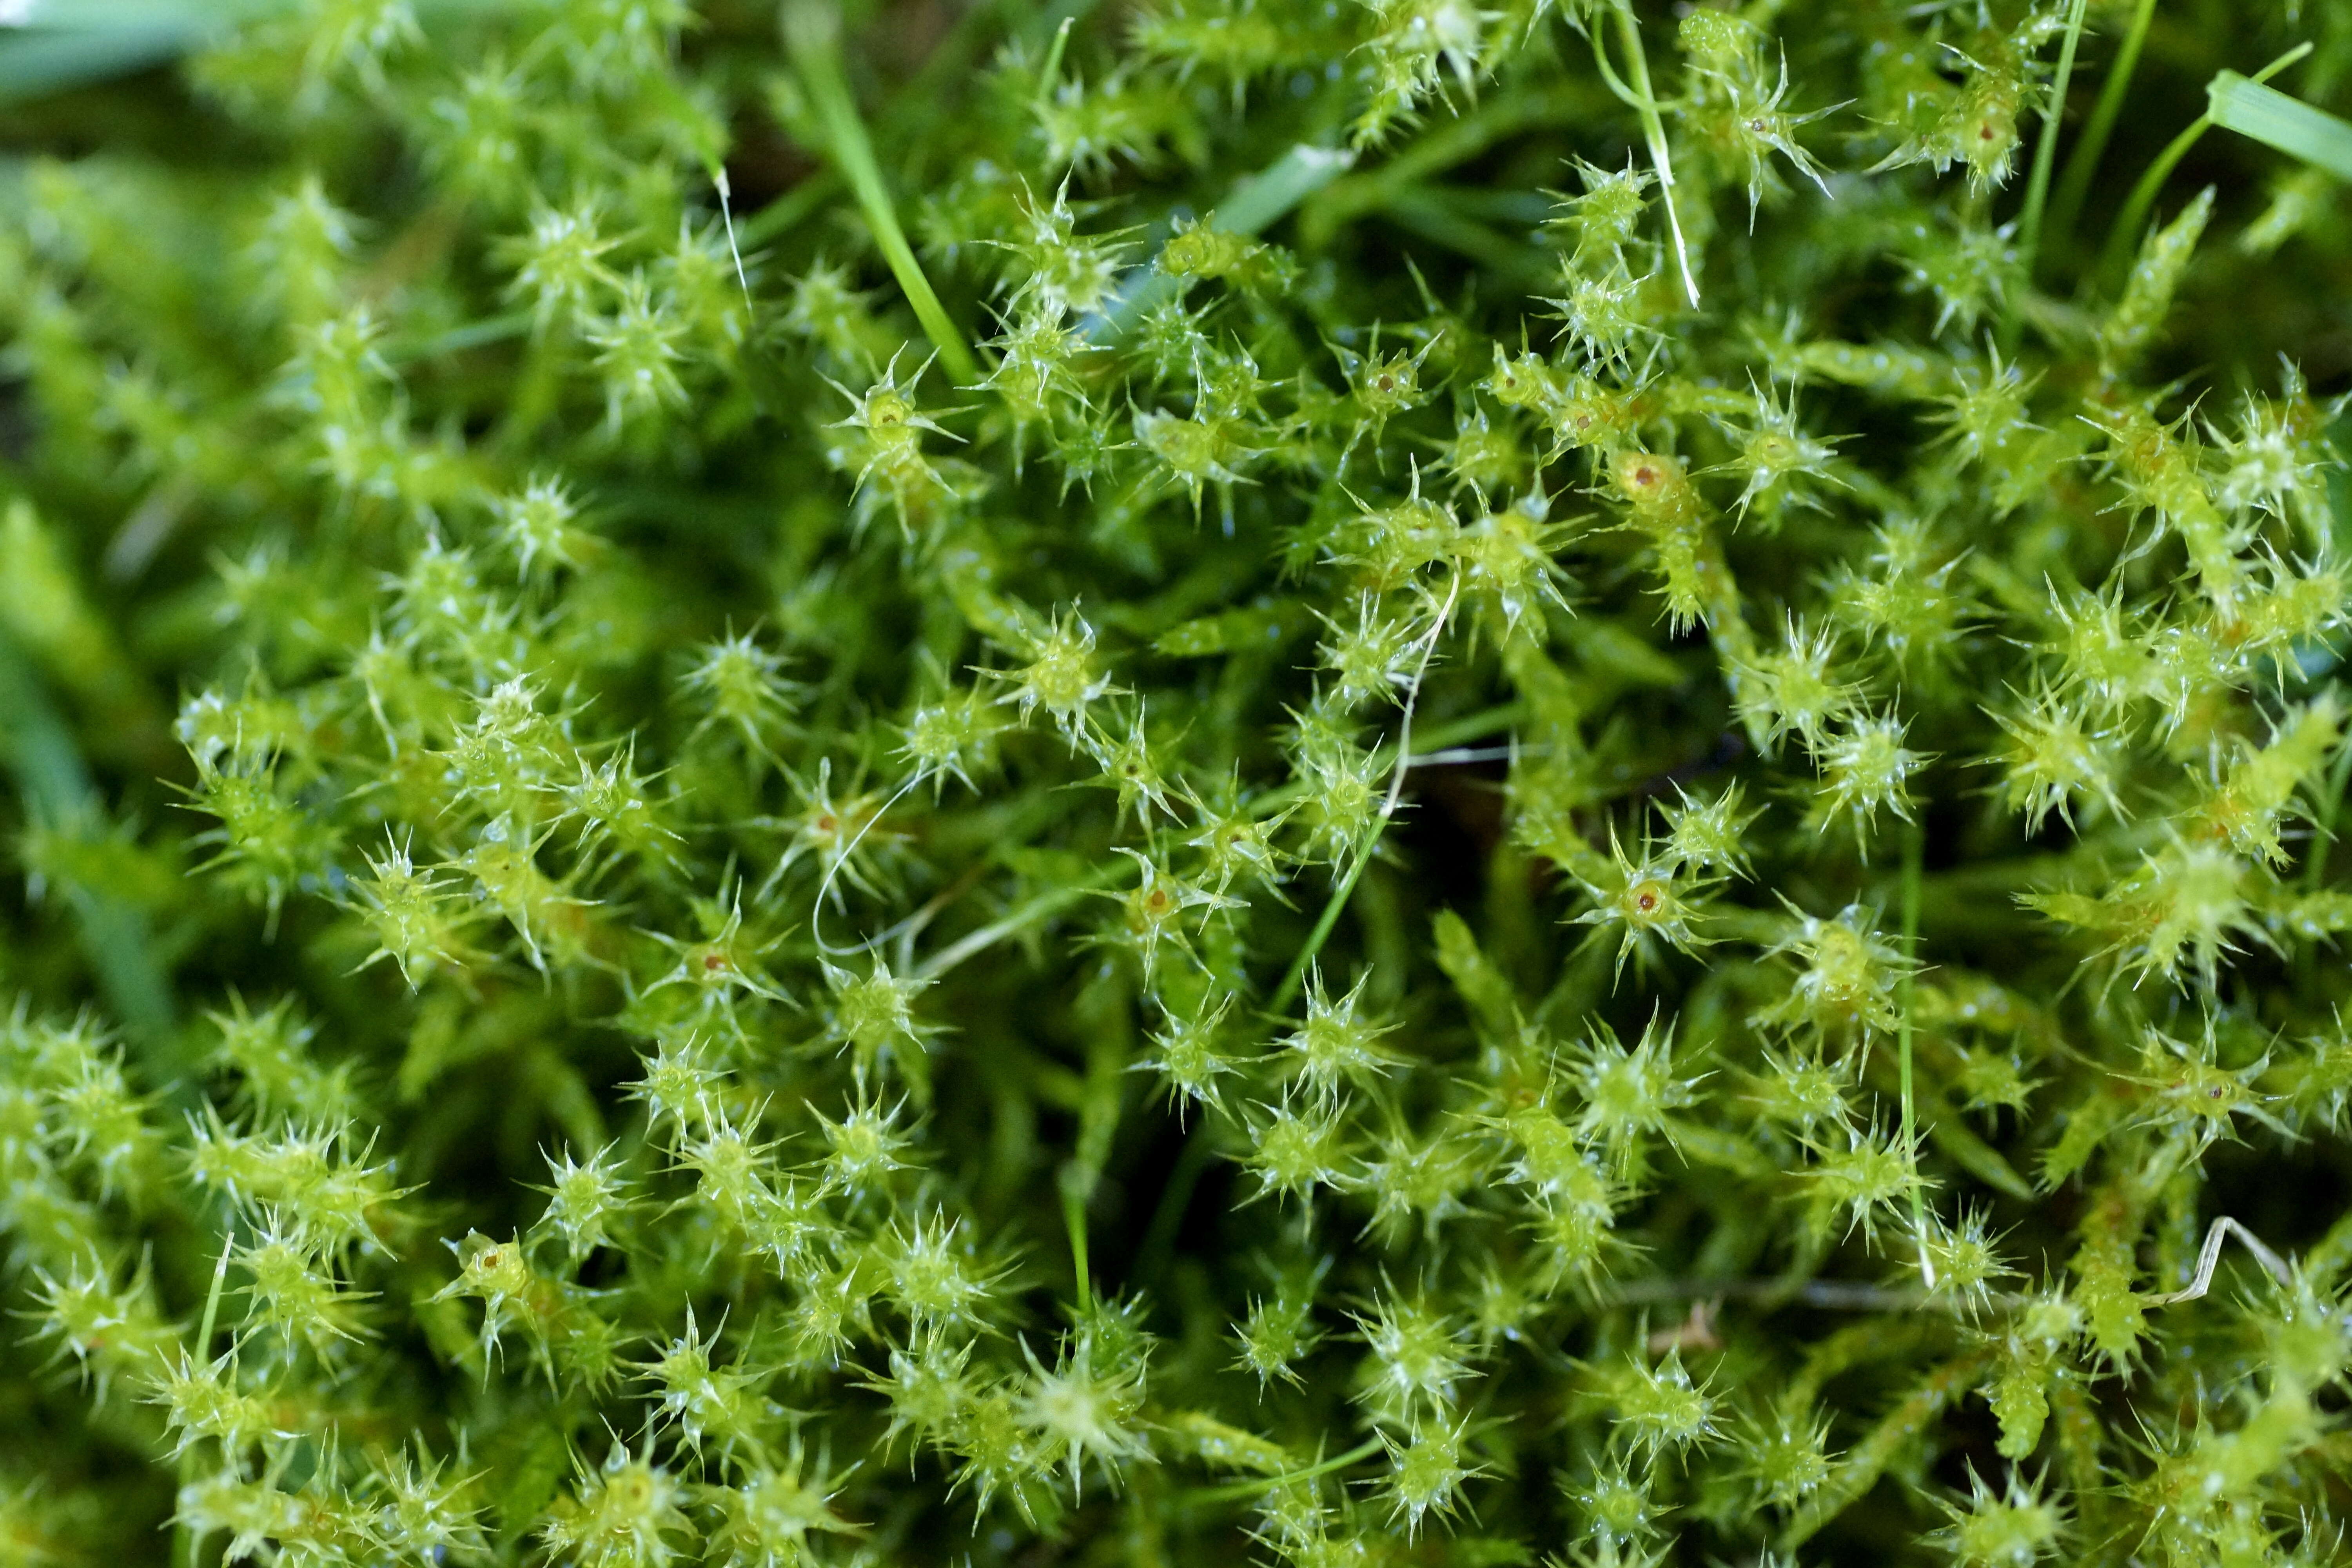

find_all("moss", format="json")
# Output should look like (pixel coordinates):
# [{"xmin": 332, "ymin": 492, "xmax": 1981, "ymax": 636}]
[{"xmin": 2, "ymin": 0, "xmax": 2352, "ymax": 1564}]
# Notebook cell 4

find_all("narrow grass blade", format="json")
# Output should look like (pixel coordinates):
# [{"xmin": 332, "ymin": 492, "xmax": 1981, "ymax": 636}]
[
  {"xmin": 1898, "ymin": 819, "xmax": 1933, "ymax": 1288},
  {"xmin": 2046, "ymin": 0, "xmax": 2154, "ymax": 254},
  {"xmin": 2016, "ymin": 0, "xmax": 2089, "ymax": 278},
  {"xmin": 1213, "ymin": 142, "xmax": 1358, "ymax": 236},
  {"xmin": 0, "ymin": 0, "xmax": 511, "ymax": 102},
  {"xmin": 0, "ymin": 25, "xmax": 191, "ymax": 99},
  {"xmin": 1595, "ymin": 0, "xmax": 1698, "ymax": 307},
  {"xmin": 0, "ymin": 628, "xmax": 184, "ymax": 1095},
  {"xmin": 782, "ymin": 0, "xmax": 978, "ymax": 385},
  {"xmin": 1092, "ymin": 141, "xmax": 1355, "ymax": 341},
  {"xmin": 2209, "ymin": 69, "xmax": 2352, "ymax": 180},
  {"xmin": 2101, "ymin": 43, "xmax": 2310, "ymax": 285}
]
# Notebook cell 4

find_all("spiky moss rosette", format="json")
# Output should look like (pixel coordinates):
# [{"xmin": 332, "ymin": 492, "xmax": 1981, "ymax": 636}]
[{"xmin": 3, "ymin": 0, "xmax": 2352, "ymax": 1564}]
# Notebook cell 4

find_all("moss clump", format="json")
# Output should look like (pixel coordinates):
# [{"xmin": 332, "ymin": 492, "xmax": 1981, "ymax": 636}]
[{"xmin": 2, "ymin": 1, "xmax": 2352, "ymax": 1563}]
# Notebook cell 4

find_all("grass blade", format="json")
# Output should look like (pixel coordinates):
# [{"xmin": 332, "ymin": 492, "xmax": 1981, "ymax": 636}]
[
  {"xmin": 2046, "ymin": 0, "xmax": 2154, "ymax": 256},
  {"xmin": 1595, "ymin": 0, "xmax": 1698, "ymax": 307},
  {"xmin": 0, "ymin": 627, "xmax": 184, "ymax": 1095},
  {"xmin": 782, "ymin": 0, "xmax": 978, "ymax": 385},
  {"xmin": 2100, "ymin": 43, "xmax": 2310, "ymax": 285},
  {"xmin": 2017, "ymin": 0, "xmax": 2089, "ymax": 279},
  {"xmin": 2209, "ymin": 69, "xmax": 2352, "ymax": 180},
  {"xmin": 1093, "ymin": 141, "xmax": 1356, "ymax": 341},
  {"xmin": 1898, "ymin": 819, "xmax": 1933, "ymax": 1288}
]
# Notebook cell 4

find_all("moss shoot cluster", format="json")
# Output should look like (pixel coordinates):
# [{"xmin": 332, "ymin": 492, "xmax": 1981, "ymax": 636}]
[{"xmin": 2, "ymin": 0, "xmax": 2352, "ymax": 1564}]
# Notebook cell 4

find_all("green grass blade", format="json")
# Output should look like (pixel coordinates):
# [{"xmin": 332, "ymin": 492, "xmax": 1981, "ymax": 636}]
[
  {"xmin": 2046, "ymin": 0, "xmax": 2154, "ymax": 255},
  {"xmin": 1899, "ymin": 819, "xmax": 1933, "ymax": 1287},
  {"xmin": 0, "ymin": 628, "xmax": 184, "ymax": 1094},
  {"xmin": 1094, "ymin": 141, "xmax": 1356, "ymax": 341},
  {"xmin": 1265, "ymin": 842, "xmax": 1372, "ymax": 1017},
  {"xmin": 782, "ymin": 0, "xmax": 978, "ymax": 385},
  {"xmin": 0, "ymin": 0, "xmax": 510, "ymax": 102},
  {"xmin": 2017, "ymin": 0, "xmax": 2090, "ymax": 280},
  {"xmin": 0, "ymin": 25, "xmax": 192, "ymax": 100},
  {"xmin": 1598, "ymin": 0, "xmax": 1699, "ymax": 307},
  {"xmin": 2100, "ymin": 42, "xmax": 2310, "ymax": 284},
  {"xmin": 2209, "ymin": 69, "xmax": 2352, "ymax": 180},
  {"xmin": 1181, "ymin": 1438, "xmax": 1383, "ymax": 1504},
  {"xmin": 1212, "ymin": 141, "xmax": 1359, "ymax": 236}
]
